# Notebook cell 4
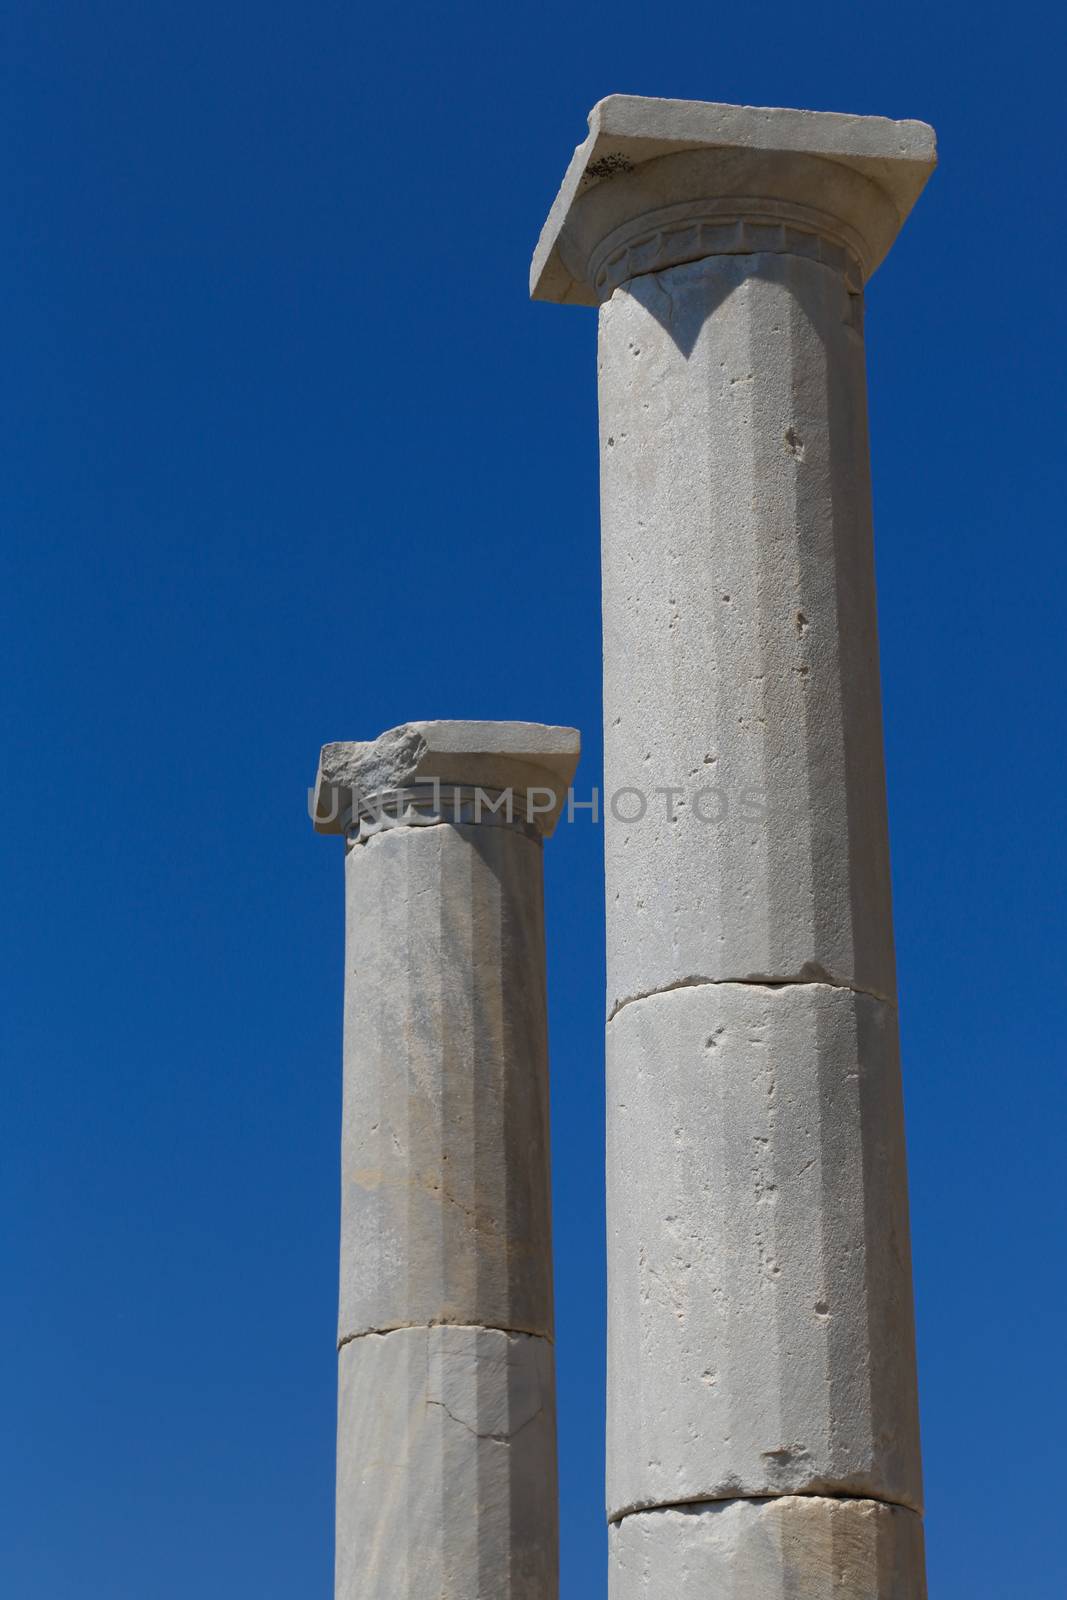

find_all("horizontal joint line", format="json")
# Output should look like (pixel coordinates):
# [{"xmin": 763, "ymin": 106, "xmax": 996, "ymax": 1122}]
[
  {"xmin": 607, "ymin": 1489, "xmax": 923, "ymax": 1526},
  {"xmin": 608, "ymin": 974, "xmax": 890, "ymax": 1022},
  {"xmin": 337, "ymin": 1322, "xmax": 554, "ymax": 1352}
]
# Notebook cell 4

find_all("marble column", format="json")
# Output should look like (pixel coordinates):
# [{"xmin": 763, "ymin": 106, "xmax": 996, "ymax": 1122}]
[
  {"xmin": 532, "ymin": 97, "xmax": 936, "ymax": 1596},
  {"xmin": 312, "ymin": 720, "xmax": 580, "ymax": 1600}
]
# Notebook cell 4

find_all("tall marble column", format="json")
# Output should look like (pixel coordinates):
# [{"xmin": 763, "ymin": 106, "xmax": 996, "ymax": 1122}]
[
  {"xmin": 532, "ymin": 98, "xmax": 936, "ymax": 1596},
  {"xmin": 312, "ymin": 720, "xmax": 580, "ymax": 1600}
]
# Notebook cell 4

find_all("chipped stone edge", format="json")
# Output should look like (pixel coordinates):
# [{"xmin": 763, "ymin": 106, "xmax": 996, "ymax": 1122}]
[
  {"xmin": 312, "ymin": 720, "xmax": 581, "ymax": 837},
  {"xmin": 531, "ymin": 94, "xmax": 936, "ymax": 305}
]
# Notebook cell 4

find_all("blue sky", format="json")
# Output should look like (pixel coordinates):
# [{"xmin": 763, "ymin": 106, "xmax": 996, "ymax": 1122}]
[{"xmin": 3, "ymin": 3, "xmax": 1065, "ymax": 1595}]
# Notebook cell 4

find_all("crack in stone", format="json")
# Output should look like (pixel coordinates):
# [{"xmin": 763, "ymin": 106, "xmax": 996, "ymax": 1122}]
[
  {"xmin": 350, "ymin": 818, "xmax": 542, "ymax": 853},
  {"xmin": 607, "ymin": 973, "xmax": 890, "ymax": 1023},
  {"xmin": 426, "ymin": 1395, "xmax": 546, "ymax": 1446}
]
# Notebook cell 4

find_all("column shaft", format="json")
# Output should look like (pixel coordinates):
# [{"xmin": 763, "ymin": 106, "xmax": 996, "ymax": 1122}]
[
  {"xmin": 598, "ymin": 246, "xmax": 924, "ymax": 1578},
  {"xmin": 599, "ymin": 249, "xmax": 923, "ymax": 1531},
  {"xmin": 337, "ymin": 820, "xmax": 556, "ymax": 1598}
]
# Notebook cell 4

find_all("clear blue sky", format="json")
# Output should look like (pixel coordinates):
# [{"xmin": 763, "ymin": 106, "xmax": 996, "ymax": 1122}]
[{"xmin": 3, "ymin": 4, "xmax": 1065, "ymax": 1595}]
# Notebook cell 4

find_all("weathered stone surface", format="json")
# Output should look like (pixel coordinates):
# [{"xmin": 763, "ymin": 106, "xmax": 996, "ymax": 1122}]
[
  {"xmin": 610, "ymin": 1497, "xmax": 926, "ymax": 1599},
  {"xmin": 314, "ymin": 720, "xmax": 581, "ymax": 835},
  {"xmin": 339, "ymin": 819, "xmax": 554, "ymax": 1343},
  {"xmin": 317, "ymin": 722, "xmax": 576, "ymax": 1598},
  {"xmin": 532, "ymin": 95, "xmax": 935, "ymax": 304},
  {"xmin": 598, "ymin": 248, "xmax": 896, "ymax": 1013},
  {"xmin": 606, "ymin": 982, "xmax": 922, "ymax": 1518},
  {"xmin": 531, "ymin": 95, "xmax": 932, "ymax": 1590},
  {"xmin": 337, "ymin": 1325, "xmax": 557, "ymax": 1600}
]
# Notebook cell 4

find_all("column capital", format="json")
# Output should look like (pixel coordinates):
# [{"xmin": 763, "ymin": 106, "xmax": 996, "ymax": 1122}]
[
  {"xmin": 531, "ymin": 95, "xmax": 936, "ymax": 305},
  {"xmin": 312, "ymin": 720, "xmax": 580, "ymax": 838}
]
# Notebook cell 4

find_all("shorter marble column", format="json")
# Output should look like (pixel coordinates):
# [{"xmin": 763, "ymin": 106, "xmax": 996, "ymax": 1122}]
[{"xmin": 313, "ymin": 720, "xmax": 580, "ymax": 1600}]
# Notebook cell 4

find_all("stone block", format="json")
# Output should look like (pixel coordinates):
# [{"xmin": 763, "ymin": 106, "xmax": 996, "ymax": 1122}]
[
  {"xmin": 336, "ymin": 1325, "xmax": 557, "ymax": 1599},
  {"xmin": 339, "ymin": 821, "xmax": 554, "ymax": 1342},
  {"xmin": 606, "ymin": 981, "xmax": 922, "ymax": 1518},
  {"xmin": 598, "ymin": 250, "xmax": 897, "ymax": 1011},
  {"xmin": 609, "ymin": 1497, "xmax": 926, "ymax": 1599}
]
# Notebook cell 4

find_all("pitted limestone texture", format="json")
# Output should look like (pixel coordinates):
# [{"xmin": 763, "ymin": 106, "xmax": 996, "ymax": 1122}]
[{"xmin": 606, "ymin": 981, "xmax": 922, "ymax": 1519}]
